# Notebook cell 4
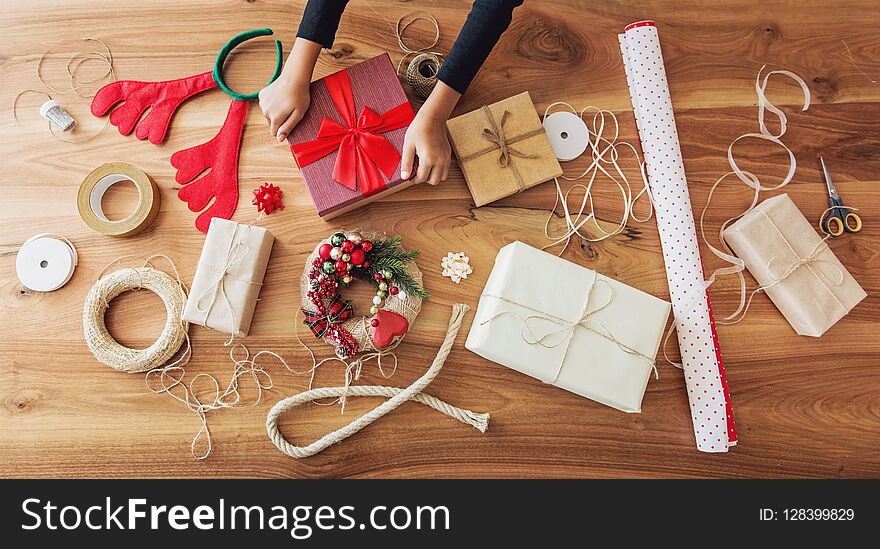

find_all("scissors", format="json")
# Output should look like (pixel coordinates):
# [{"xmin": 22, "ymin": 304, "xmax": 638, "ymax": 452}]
[{"xmin": 819, "ymin": 157, "xmax": 862, "ymax": 237}]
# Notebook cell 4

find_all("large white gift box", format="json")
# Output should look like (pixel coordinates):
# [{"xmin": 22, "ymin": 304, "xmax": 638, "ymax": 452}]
[
  {"xmin": 465, "ymin": 241, "xmax": 671, "ymax": 412},
  {"xmin": 182, "ymin": 218, "xmax": 274, "ymax": 337}
]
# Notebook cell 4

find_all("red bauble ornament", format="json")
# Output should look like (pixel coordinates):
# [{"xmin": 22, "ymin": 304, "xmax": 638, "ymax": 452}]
[
  {"xmin": 362, "ymin": 261, "xmax": 370, "ymax": 269},
  {"xmin": 340, "ymin": 240, "xmax": 355, "ymax": 253},
  {"xmin": 335, "ymin": 260, "xmax": 347, "ymax": 272},
  {"xmin": 318, "ymin": 243, "xmax": 333, "ymax": 260},
  {"xmin": 370, "ymin": 318, "xmax": 379, "ymax": 327},
  {"xmin": 389, "ymin": 286, "xmax": 399, "ymax": 295},
  {"xmin": 349, "ymin": 248, "xmax": 365, "ymax": 266},
  {"xmin": 374, "ymin": 273, "xmax": 383, "ymax": 281},
  {"xmin": 360, "ymin": 240, "xmax": 374, "ymax": 253}
]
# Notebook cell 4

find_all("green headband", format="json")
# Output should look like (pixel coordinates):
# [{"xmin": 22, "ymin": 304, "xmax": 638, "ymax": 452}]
[{"xmin": 213, "ymin": 28, "xmax": 283, "ymax": 102}]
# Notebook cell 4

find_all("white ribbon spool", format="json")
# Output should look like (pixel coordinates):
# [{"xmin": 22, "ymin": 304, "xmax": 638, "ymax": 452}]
[
  {"xmin": 542, "ymin": 111, "xmax": 590, "ymax": 161},
  {"xmin": 15, "ymin": 234, "xmax": 78, "ymax": 292}
]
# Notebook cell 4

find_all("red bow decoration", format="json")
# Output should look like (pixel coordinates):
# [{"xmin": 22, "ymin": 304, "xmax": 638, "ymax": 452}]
[
  {"xmin": 303, "ymin": 294, "xmax": 354, "ymax": 338},
  {"xmin": 291, "ymin": 69, "xmax": 415, "ymax": 197}
]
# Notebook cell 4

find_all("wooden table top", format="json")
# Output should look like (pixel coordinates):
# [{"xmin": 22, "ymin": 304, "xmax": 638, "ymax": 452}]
[{"xmin": 2, "ymin": 0, "xmax": 878, "ymax": 478}]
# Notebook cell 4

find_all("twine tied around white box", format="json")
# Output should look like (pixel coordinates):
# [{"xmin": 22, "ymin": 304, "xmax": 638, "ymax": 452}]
[{"xmin": 478, "ymin": 273, "xmax": 659, "ymax": 384}]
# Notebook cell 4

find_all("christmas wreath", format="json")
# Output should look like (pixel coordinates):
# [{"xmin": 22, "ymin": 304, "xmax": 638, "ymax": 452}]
[{"xmin": 301, "ymin": 230, "xmax": 428, "ymax": 359}]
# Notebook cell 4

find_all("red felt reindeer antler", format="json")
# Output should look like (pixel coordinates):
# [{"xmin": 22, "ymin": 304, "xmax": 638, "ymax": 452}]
[
  {"xmin": 91, "ymin": 71, "xmax": 217, "ymax": 144},
  {"xmin": 172, "ymin": 99, "xmax": 248, "ymax": 232}
]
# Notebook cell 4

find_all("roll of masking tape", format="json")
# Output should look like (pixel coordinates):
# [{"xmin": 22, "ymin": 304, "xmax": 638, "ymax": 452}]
[
  {"xmin": 77, "ymin": 162, "xmax": 160, "ymax": 237},
  {"xmin": 543, "ymin": 111, "xmax": 590, "ymax": 161},
  {"xmin": 16, "ymin": 234, "xmax": 78, "ymax": 292}
]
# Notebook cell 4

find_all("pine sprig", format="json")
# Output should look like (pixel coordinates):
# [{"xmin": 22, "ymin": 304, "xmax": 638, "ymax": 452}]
[{"xmin": 351, "ymin": 235, "xmax": 429, "ymax": 300}]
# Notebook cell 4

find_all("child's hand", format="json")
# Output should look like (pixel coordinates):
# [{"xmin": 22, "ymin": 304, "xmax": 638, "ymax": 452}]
[
  {"xmin": 400, "ymin": 81, "xmax": 461, "ymax": 185},
  {"xmin": 258, "ymin": 37, "xmax": 322, "ymax": 143},
  {"xmin": 259, "ymin": 76, "xmax": 311, "ymax": 143},
  {"xmin": 400, "ymin": 110, "xmax": 452, "ymax": 185}
]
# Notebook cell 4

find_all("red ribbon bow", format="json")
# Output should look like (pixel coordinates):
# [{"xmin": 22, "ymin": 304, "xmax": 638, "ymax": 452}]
[
  {"xmin": 291, "ymin": 69, "xmax": 415, "ymax": 196},
  {"xmin": 302, "ymin": 295, "xmax": 354, "ymax": 339}
]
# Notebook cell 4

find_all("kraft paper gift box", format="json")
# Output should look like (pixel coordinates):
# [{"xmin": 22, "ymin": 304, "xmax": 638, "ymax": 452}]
[
  {"xmin": 465, "ymin": 241, "xmax": 671, "ymax": 412},
  {"xmin": 288, "ymin": 53, "xmax": 416, "ymax": 219},
  {"xmin": 182, "ymin": 218, "xmax": 274, "ymax": 337},
  {"xmin": 723, "ymin": 193, "xmax": 866, "ymax": 337},
  {"xmin": 446, "ymin": 92, "xmax": 562, "ymax": 207}
]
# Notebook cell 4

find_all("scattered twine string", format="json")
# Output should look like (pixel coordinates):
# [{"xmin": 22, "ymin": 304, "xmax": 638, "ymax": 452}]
[
  {"xmin": 11, "ymin": 37, "xmax": 115, "ymax": 142},
  {"xmin": 541, "ymin": 102, "xmax": 654, "ymax": 255},
  {"xmin": 267, "ymin": 304, "xmax": 489, "ymax": 459}
]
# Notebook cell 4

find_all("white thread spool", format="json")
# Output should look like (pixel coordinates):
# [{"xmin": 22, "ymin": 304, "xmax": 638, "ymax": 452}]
[
  {"xmin": 15, "ymin": 234, "xmax": 78, "ymax": 292},
  {"xmin": 543, "ymin": 111, "xmax": 589, "ymax": 161},
  {"xmin": 39, "ymin": 100, "xmax": 77, "ymax": 132}
]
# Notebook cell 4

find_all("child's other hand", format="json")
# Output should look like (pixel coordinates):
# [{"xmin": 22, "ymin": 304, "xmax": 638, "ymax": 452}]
[
  {"xmin": 259, "ymin": 76, "xmax": 311, "ymax": 143},
  {"xmin": 400, "ymin": 109, "xmax": 452, "ymax": 186}
]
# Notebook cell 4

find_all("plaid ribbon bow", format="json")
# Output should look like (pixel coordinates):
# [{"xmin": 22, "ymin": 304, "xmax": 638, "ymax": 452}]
[{"xmin": 302, "ymin": 294, "xmax": 354, "ymax": 338}]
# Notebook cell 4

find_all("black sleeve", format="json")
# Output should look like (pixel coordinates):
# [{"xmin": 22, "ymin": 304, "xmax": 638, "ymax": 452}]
[
  {"xmin": 437, "ymin": 0, "xmax": 524, "ymax": 94},
  {"xmin": 296, "ymin": 0, "xmax": 350, "ymax": 49}
]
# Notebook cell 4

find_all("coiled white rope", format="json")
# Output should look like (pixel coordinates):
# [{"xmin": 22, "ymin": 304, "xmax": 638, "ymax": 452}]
[{"xmin": 266, "ymin": 304, "xmax": 489, "ymax": 458}]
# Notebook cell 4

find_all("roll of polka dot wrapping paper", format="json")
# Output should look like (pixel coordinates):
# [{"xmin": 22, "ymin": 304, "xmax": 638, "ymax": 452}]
[{"xmin": 619, "ymin": 21, "xmax": 736, "ymax": 452}]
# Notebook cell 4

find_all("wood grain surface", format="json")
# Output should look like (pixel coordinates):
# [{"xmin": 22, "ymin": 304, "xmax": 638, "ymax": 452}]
[{"xmin": 1, "ymin": 0, "xmax": 878, "ymax": 479}]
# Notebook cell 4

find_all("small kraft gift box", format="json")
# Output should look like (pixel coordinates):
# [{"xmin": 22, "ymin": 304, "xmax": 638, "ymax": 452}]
[
  {"xmin": 723, "ymin": 193, "xmax": 866, "ymax": 337},
  {"xmin": 183, "ymin": 217, "xmax": 274, "ymax": 337},
  {"xmin": 446, "ymin": 92, "xmax": 562, "ymax": 207},
  {"xmin": 466, "ymin": 241, "xmax": 671, "ymax": 412},
  {"xmin": 288, "ymin": 53, "xmax": 416, "ymax": 219}
]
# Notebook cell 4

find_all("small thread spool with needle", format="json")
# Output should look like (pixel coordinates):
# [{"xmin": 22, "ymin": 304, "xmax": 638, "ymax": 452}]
[{"xmin": 40, "ymin": 99, "xmax": 77, "ymax": 131}]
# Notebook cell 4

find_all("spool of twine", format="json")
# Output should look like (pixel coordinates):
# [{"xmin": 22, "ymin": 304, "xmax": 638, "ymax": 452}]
[
  {"xmin": 405, "ymin": 52, "xmax": 443, "ymax": 100},
  {"xmin": 83, "ymin": 266, "xmax": 188, "ymax": 373},
  {"xmin": 394, "ymin": 11, "xmax": 444, "ymax": 101}
]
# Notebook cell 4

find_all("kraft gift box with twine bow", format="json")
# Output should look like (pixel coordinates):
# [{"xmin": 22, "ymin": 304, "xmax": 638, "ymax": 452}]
[
  {"xmin": 723, "ymin": 194, "xmax": 866, "ymax": 337},
  {"xmin": 446, "ymin": 92, "xmax": 562, "ymax": 207},
  {"xmin": 466, "ymin": 241, "xmax": 671, "ymax": 413},
  {"xmin": 288, "ymin": 53, "xmax": 417, "ymax": 219},
  {"xmin": 183, "ymin": 218, "xmax": 274, "ymax": 337}
]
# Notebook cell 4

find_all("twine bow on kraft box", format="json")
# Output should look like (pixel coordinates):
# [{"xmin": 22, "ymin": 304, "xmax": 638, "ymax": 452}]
[
  {"xmin": 723, "ymin": 194, "xmax": 866, "ymax": 337},
  {"xmin": 447, "ymin": 92, "xmax": 562, "ymax": 207},
  {"xmin": 465, "ymin": 242, "xmax": 671, "ymax": 413},
  {"xmin": 182, "ymin": 218, "xmax": 274, "ymax": 338},
  {"xmin": 288, "ymin": 53, "xmax": 416, "ymax": 219}
]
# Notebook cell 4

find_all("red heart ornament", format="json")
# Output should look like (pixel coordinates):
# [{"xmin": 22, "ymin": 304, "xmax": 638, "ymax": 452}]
[{"xmin": 370, "ymin": 309, "xmax": 409, "ymax": 349}]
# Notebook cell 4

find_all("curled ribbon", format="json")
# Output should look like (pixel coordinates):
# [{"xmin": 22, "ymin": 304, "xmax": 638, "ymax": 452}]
[
  {"xmin": 541, "ymin": 103, "xmax": 654, "ymax": 255},
  {"xmin": 290, "ymin": 68, "xmax": 415, "ymax": 196},
  {"xmin": 699, "ymin": 65, "xmax": 812, "ymax": 322}
]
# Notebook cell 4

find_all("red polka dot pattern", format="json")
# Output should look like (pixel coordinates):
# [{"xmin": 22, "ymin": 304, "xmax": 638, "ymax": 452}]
[{"xmin": 619, "ymin": 21, "xmax": 737, "ymax": 452}]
